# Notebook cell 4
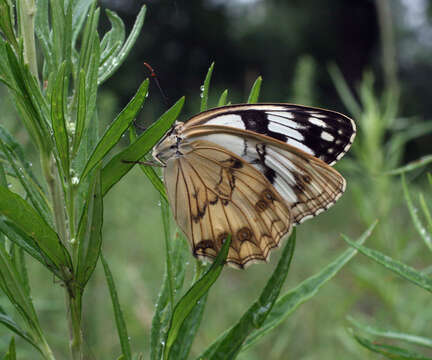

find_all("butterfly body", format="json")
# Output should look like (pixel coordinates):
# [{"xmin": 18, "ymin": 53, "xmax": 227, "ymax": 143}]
[{"xmin": 152, "ymin": 104, "xmax": 356, "ymax": 268}]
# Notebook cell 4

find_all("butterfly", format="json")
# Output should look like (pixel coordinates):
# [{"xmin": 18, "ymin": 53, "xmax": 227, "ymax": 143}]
[{"xmin": 152, "ymin": 103, "xmax": 356, "ymax": 268}]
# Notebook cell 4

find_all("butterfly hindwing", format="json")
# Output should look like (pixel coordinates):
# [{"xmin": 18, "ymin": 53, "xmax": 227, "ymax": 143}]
[
  {"xmin": 185, "ymin": 103, "xmax": 356, "ymax": 165},
  {"xmin": 163, "ymin": 139, "xmax": 292, "ymax": 268},
  {"xmin": 183, "ymin": 126, "xmax": 346, "ymax": 224}
]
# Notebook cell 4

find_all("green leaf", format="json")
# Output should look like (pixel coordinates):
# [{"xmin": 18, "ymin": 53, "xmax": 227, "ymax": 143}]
[
  {"xmin": 71, "ymin": 0, "xmax": 95, "ymax": 47},
  {"xmin": 0, "ymin": 0, "xmax": 18, "ymax": 51},
  {"xmin": 128, "ymin": 124, "xmax": 167, "ymax": 201},
  {"xmin": 0, "ymin": 140, "xmax": 52, "ymax": 226},
  {"xmin": 51, "ymin": 61, "xmax": 70, "ymax": 178},
  {"xmin": 72, "ymin": 68, "xmax": 87, "ymax": 156},
  {"xmin": 200, "ymin": 62, "xmax": 214, "ymax": 112},
  {"xmin": 100, "ymin": 9, "xmax": 125, "ymax": 65},
  {"xmin": 98, "ymin": 5, "xmax": 146, "ymax": 84},
  {"xmin": 247, "ymin": 76, "xmax": 262, "ymax": 104},
  {"xmin": 80, "ymin": 79, "xmax": 149, "ymax": 181},
  {"xmin": 386, "ymin": 155, "xmax": 432, "ymax": 175},
  {"xmin": 4, "ymin": 337, "xmax": 16, "ymax": 360},
  {"xmin": 76, "ymin": 169, "xmax": 103, "ymax": 287},
  {"xmin": 217, "ymin": 89, "xmax": 228, "ymax": 107},
  {"xmin": 328, "ymin": 63, "xmax": 362, "ymax": 120},
  {"xmin": 236, "ymin": 221, "xmax": 377, "ymax": 353},
  {"xmin": 49, "ymin": 0, "xmax": 65, "ymax": 68},
  {"xmin": 342, "ymin": 234, "xmax": 432, "ymax": 292},
  {"xmin": 101, "ymin": 254, "xmax": 132, "ymax": 360},
  {"xmin": 164, "ymin": 235, "xmax": 231, "ymax": 360},
  {"xmin": 150, "ymin": 233, "xmax": 189, "ymax": 360},
  {"xmin": 35, "ymin": 0, "xmax": 52, "ymax": 76},
  {"xmin": 352, "ymin": 332, "xmax": 432, "ymax": 360},
  {"xmin": 0, "ymin": 185, "xmax": 71, "ymax": 273},
  {"xmin": 0, "ymin": 306, "xmax": 41, "ymax": 353},
  {"xmin": 348, "ymin": 316, "xmax": 432, "ymax": 349},
  {"xmin": 101, "ymin": 96, "xmax": 185, "ymax": 196},
  {"xmin": 401, "ymin": 174, "xmax": 432, "ymax": 252},
  {"xmin": 202, "ymin": 231, "xmax": 296, "ymax": 360}
]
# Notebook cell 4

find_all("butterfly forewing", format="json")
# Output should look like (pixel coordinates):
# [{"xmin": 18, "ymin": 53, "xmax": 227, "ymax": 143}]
[
  {"xmin": 184, "ymin": 104, "xmax": 356, "ymax": 165},
  {"xmin": 163, "ymin": 139, "xmax": 292, "ymax": 268},
  {"xmin": 182, "ymin": 125, "xmax": 346, "ymax": 224}
]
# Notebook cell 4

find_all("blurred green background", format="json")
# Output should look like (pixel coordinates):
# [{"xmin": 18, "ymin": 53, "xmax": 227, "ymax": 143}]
[{"xmin": 1, "ymin": 0, "xmax": 432, "ymax": 359}]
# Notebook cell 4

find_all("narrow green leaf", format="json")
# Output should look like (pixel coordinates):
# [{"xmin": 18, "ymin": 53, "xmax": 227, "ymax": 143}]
[
  {"xmin": 247, "ymin": 76, "xmax": 262, "ymax": 104},
  {"xmin": 128, "ymin": 120, "xmax": 167, "ymax": 201},
  {"xmin": 164, "ymin": 235, "xmax": 231, "ymax": 360},
  {"xmin": 203, "ymin": 232, "xmax": 296, "ymax": 360},
  {"xmin": 101, "ymin": 96, "xmax": 185, "ymax": 196},
  {"xmin": 5, "ymin": 337, "xmax": 16, "ymax": 360},
  {"xmin": 80, "ymin": 79, "xmax": 149, "ymax": 181},
  {"xmin": 76, "ymin": 169, "xmax": 103, "ymax": 287},
  {"xmin": 343, "ymin": 235, "xmax": 432, "ymax": 292},
  {"xmin": 72, "ymin": 69, "xmax": 87, "ymax": 156},
  {"xmin": 98, "ymin": 5, "xmax": 146, "ymax": 84},
  {"xmin": 49, "ymin": 0, "xmax": 65, "ymax": 68},
  {"xmin": 150, "ymin": 233, "xmax": 189, "ymax": 360},
  {"xmin": 0, "ymin": 0, "xmax": 18, "ymax": 50},
  {"xmin": 0, "ymin": 141, "xmax": 52, "ymax": 226},
  {"xmin": 386, "ymin": 155, "xmax": 432, "ymax": 175},
  {"xmin": 348, "ymin": 316, "xmax": 432, "ymax": 349},
  {"xmin": 78, "ymin": 3, "xmax": 99, "ymax": 75},
  {"xmin": 101, "ymin": 254, "xmax": 132, "ymax": 360},
  {"xmin": 402, "ymin": 174, "xmax": 432, "ymax": 252},
  {"xmin": 71, "ymin": 0, "xmax": 95, "ymax": 47},
  {"xmin": 84, "ymin": 32, "xmax": 101, "ymax": 130},
  {"xmin": 35, "ymin": 0, "xmax": 52, "ymax": 75},
  {"xmin": 352, "ymin": 332, "xmax": 432, "ymax": 360},
  {"xmin": 200, "ymin": 62, "xmax": 214, "ymax": 112},
  {"xmin": 100, "ymin": 9, "xmax": 125, "ymax": 65},
  {"xmin": 0, "ymin": 306, "xmax": 41, "ymax": 352},
  {"xmin": 418, "ymin": 193, "xmax": 432, "ymax": 233},
  {"xmin": 51, "ymin": 62, "xmax": 70, "ymax": 178},
  {"xmin": 235, "ymin": 221, "xmax": 377, "ymax": 353},
  {"xmin": 217, "ymin": 89, "xmax": 228, "ymax": 107},
  {"xmin": 0, "ymin": 185, "xmax": 71, "ymax": 272},
  {"xmin": 328, "ymin": 63, "xmax": 362, "ymax": 120}
]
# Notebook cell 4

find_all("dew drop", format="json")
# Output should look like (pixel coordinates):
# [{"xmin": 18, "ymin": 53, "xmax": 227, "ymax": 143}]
[
  {"xmin": 200, "ymin": 93, "xmax": 204, "ymax": 98},
  {"xmin": 71, "ymin": 176, "xmax": 79, "ymax": 185},
  {"xmin": 200, "ymin": 85, "xmax": 205, "ymax": 91}
]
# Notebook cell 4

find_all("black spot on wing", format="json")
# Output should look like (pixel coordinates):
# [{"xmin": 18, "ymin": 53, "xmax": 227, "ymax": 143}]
[{"xmin": 237, "ymin": 110, "xmax": 288, "ymax": 143}]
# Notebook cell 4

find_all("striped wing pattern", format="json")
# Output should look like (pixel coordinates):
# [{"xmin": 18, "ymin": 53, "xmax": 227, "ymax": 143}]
[
  {"xmin": 163, "ymin": 140, "xmax": 292, "ymax": 268},
  {"xmin": 185, "ymin": 103, "xmax": 356, "ymax": 165}
]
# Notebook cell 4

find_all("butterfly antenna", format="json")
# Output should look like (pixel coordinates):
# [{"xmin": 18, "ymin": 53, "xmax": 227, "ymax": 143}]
[{"xmin": 143, "ymin": 62, "xmax": 169, "ymax": 107}]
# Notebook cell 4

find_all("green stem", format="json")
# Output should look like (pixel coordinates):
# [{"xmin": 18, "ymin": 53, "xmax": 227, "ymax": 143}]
[
  {"xmin": 161, "ymin": 198, "xmax": 175, "ymax": 313},
  {"xmin": 18, "ymin": 0, "xmax": 39, "ymax": 80},
  {"xmin": 66, "ymin": 290, "xmax": 83, "ymax": 360}
]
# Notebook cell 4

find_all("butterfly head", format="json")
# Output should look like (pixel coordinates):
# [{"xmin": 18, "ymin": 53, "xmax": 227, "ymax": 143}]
[{"xmin": 152, "ymin": 121, "xmax": 189, "ymax": 165}]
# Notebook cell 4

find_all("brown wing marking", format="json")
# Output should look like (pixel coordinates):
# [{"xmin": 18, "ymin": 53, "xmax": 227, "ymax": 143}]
[{"xmin": 163, "ymin": 140, "xmax": 292, "ymax": 268}]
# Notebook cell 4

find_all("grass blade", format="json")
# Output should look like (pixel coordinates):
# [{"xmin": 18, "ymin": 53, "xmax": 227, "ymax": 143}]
[
  {"xmin": 217, "ymin": 89, "xmax": 228, "ymax": 107},
  {"xmin": 201, "ymin": 231, "xmax": 296, "ymax": 360},
  {"xmin": 163, "ymin": 235, "xmax": 231, "ymax": 360},
  {"xmin": 239, "ymin": 221, "xmax": 377, "ymax": 353},
  {"xmin": 386, "ymin": 155, "xmax": 432, "ymax": 175},
  {"xmin": 348, "ymin": 316, "xmax": 432, "ymax": 349},
  {"xmin": 200, "ymin": 62, "xmax": 214, "ymax": 112},
  {"xmin": 101, "ymin": 96, "xmax": 184, "ymax": 196},
  {"xmin": 80, "ymin": 79, "xmax": 149, "ymax": 181},
  {"xmin": 352, "ymin": 331, "xmax": 432, "ymax": 360},
  {"xmin": 72, "ymin": 69, "xmax": 87, "ymax": 156},
  {"xmin": 401, "ymin": 174, "xmax": 432, "ymax": 252},
  {"xmin": 150, "ymin": 233, "xmax": 189, "ymax": 360},
  {"xmin": 342, "ymin": 235, "xmax": 432, "ymax": 293},
  {"xmin": 247, "ymin": 76, "xmax": 262, "ymax": 104},
  {"xmin": 101, "ymin": 253, "xmax": 132, "ymax": 360}
]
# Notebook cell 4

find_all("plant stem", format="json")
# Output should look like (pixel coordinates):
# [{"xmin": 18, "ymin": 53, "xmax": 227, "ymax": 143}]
[
  {"xmin": 18, "ymin": 0, "xmax": 39, "ymax": 80},
  {"xmin": 161, "ymin": 197, "xmax": 175, "ymax": 313},
  {"xmin": 66, "ymin": 290, "xmax": 83, "ymax": 360}
]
